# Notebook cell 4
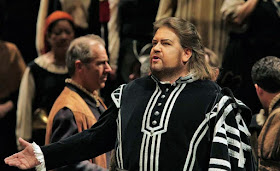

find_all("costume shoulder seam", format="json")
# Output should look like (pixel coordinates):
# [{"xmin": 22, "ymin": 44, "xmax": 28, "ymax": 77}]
[{"xmin": 111, "ymin": 84, "xmax": 126, "ymax": 108}]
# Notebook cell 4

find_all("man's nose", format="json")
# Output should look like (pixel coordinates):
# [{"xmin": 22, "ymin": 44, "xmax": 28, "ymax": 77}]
[
  {"xmin": 105, "ymin": 62, "xmax": 112, "ymax": 72},
  {"xmin": 153, "ymin": 43, "xmax": 161, "ymax": 52}
]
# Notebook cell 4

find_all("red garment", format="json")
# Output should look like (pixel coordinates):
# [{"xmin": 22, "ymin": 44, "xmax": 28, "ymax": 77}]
[{"xmin": 99, "ymin": 1, "xmax": 110, "ymax": 23}]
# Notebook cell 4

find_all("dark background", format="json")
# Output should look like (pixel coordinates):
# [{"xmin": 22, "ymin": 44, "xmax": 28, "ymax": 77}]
[{"xmin": 2, "ymin": 0, "xmax": 41, "ymax": 64}]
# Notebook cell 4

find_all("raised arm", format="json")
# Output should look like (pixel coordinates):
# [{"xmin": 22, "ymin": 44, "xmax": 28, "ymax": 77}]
[
  {"xmin": 221, "ymin": 0, "xmax": 259, "ymax": 26},
  {"xmin": 156, "ymin": 0, "xmax": 176, "ymax": 21},
  {"xmin": 108, "ymin": 0, "xmax": 120, "ymax": 78}
]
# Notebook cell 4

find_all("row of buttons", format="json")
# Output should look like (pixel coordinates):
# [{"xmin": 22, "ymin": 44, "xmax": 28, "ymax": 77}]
[{"xmin": 151, "ymin": 88, "xmax": 169, "ymax": 126}]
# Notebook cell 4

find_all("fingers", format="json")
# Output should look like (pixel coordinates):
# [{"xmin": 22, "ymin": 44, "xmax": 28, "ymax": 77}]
[
  {"xmin": 4, "ymin": 153, "xmax": 30, "ymax": 170},
  {"xmin": 5, "ymin": 138, "xmax": 38, "ymax": 170},
  {"xmin": 4, "ymin": 154, "xmax": 13, "ymax": 164},
  {"xmin": 4, "ymin": 154, "xmax": 21, "ymax": 168},
  {"xmin": 18, "ymin": 137, "xmax": 31, "ymax": 148}
]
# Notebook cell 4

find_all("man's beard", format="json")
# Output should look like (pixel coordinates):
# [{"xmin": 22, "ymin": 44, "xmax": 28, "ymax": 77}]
[{"xmin": 151, "ymin": 65, "xmax": 186, "ymax": 82}]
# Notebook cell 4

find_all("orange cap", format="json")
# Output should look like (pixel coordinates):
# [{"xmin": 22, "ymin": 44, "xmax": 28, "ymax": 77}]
[{"xmin": 43, "ymin": 11, "xmax": 74, "ymax": 53}]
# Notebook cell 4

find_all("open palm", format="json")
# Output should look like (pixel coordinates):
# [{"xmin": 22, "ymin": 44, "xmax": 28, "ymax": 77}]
[{"xmin": 4, "ymin": 138, "xmax": 40, "ymax": 169}]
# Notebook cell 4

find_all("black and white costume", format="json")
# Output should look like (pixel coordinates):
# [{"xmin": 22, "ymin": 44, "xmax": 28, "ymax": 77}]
[{"xmin": 41, "ymin": 75, "xmax": 255, "ymax": 171}]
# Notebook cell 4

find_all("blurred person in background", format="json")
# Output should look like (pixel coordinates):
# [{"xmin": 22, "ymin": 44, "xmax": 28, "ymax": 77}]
[
  {"xmin": 45, "ymin": 35, "xmax": 111, "ymax": 171},
  {"xmin": 156, "ymin": 0, "xmax": 227, "ymax": 60},
  {"xmin": 16, "ymin": 11, "xmax": 75, "ymax": 150},
  {"xmin": 103, "ymin": 0, "xmax": 159, "ymax": 105},
  {"xmin": 36, "ymin": 0, "xmax": 109, "ymax": 56},
  {"xmin": 204, "ymin": 47, "xmax": 221, "ymax": 81},
  {"xmin": 251, "ymin": 56, "xmax": 280, "ymax": 170},
  {"xmin": 0, "ymin": 1, "xmax": 26, "ymax": 170},
  {"xmin": 107, "ymin": 0, "xmax": 159, "ymax": 83},
  {"xmin": 219, "ymin": 0, "xmax": 280, "ymax": 114}
]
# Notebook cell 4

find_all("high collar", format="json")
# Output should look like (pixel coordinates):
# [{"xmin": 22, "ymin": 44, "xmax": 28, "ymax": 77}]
[
  {"xmin": 65, "ymin": 79, "xmax": 100, "ymax": 107},
  {"xmin": 150, "ymin": 73, "xmax": 198, "ymax": 87},
  {"xmin": 34, "ymin": 52, "xmax": 68, "ymax": 74}
]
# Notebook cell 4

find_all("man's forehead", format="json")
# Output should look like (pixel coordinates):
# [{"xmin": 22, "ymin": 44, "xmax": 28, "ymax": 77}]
[
  {"xmin": 90, "ymin": 49, "xmax": 108, "ymax": 61},
  {"xmin": 153, "ymin": 27, "xmax": 178, "ymax": 40},
  {"xmin": 89, "ymin": 42, "xmax": 105, "ymax": 52},
  {"xmin": 152, "ymin": 38, "xmax": 173, "ymax": 42},
  {"xmin": 86, "ymin": 55, "xmax": 108, "ymax": 63}
]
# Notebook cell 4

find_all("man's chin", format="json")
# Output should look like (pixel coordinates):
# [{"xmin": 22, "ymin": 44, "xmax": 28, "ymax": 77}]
[
  {"xmin": 150, "ymin": 69, "xmax": 163, "ymax": 78},
  {"xmin": 150, "ymin": 66, "xmax": 162, "ymax": 73}
]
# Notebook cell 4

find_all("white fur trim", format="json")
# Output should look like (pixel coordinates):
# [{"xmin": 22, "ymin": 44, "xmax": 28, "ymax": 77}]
[{"xmin": 32, "ymin": 142, "xmax": 46, "ymax": 171}]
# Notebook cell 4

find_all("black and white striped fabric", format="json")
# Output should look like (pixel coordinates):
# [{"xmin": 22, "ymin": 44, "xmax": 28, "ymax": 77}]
[
  {"xmin": 111, "ymin": 75, "xmax": 255, "ymax": 171},
  {"xmin": 207, "ymin": 94, "xmax": 255, "ymax": 171}
]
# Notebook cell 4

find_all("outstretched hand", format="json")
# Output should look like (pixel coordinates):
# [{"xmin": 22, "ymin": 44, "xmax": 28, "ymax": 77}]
[{"xmin": 4, "ymin": 138, "xmax": 40, "ymax": 169}]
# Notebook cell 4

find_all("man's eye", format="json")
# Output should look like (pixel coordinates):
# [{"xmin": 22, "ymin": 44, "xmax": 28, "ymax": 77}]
[{"xmin": 98, "ymin": 62, "xmax": 106, "ymax": 65}]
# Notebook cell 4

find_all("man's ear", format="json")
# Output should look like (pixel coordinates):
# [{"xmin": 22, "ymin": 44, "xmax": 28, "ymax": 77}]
[
  {"xmin": 182, "ymin": 48, "xmax": 192, "ymax": 63},
  {"xmin": 255, "ymin": 84, "xmax": 263, "ymax": 96},
  {"xmin": 75, "ymin": 60, "xmax": 83, "ymax": 72}
]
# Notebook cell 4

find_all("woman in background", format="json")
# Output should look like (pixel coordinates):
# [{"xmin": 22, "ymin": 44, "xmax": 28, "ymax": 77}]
[{"xmin": 16, "ymin": 11, "xmax": 75, "ymax": 150}]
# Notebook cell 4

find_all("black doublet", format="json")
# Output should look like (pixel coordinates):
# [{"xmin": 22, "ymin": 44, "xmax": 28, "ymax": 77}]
[
  {"xmin": 114, "ymin": 75, "xmax": 218, "ymax": 170},
  {"xmin": 42, "ymin": 75, "xmax": 255, "ymax": 171}
]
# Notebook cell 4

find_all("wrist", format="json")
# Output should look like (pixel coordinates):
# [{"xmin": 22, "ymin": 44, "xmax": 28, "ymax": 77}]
[{"xmin": 32, "ymin": 142, "xmax": 46, "ymax": 170}]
